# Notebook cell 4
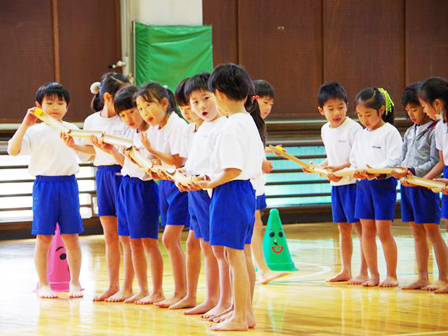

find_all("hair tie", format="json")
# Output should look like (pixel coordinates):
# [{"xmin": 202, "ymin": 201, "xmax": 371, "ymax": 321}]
[
  {"xmin": 252, "ymin": 95, "xmax": 259, "ymax": 101},
  {"xmin": 90, "ymin": 82, "xmax": 101, "ymax": 95},
  {"xmin": 162, "ymin": 85, "xmax": 168, "ymax": 89},
  {"xmin": 378, "ymin": 88, "xmax": 394, "ymax": 115}
]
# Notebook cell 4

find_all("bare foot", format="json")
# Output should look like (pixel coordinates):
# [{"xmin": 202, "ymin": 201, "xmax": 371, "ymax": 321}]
[
  {"xmin": 38, "ymin": 285, "xmax": 58, "ymax": 299},
  {"xmin": 105, "ymin": 288, "xmax": 133, "ymax": 302},
  {"xmin": 347, "ymin": 274, "xmax": 369, "ymax": 285},
  {"xmin": 326, "ymin": 271, "xmax": 352, "ymax": 282},
  {"xmin": 136, "ymin": 292, "xmax": 165, "ymax": 305},
  {"xmin": 69, "ymin": 284, "xmax": 83, "ymax": 298},
  {"xmin": 247, "ymin": 310, "xmax": 257, "ymax": 329},
  {"xmin": 154, "ymin": 295, "xmax": 185, "ymax": 308},
  {"xmin": 124, "ymin": 291, "xmax": 149, "ymax": 303},
  {"xmin": 210, "ymin": 317, "xmax": 248, "ymax": 331},
  {"xmin": 363, "ymin": 275, "xmax": 380, "ymax": 287},
  {"xmin": 93, "ymin": 287, "xmax": 119, "ymax": 302},
  {"xmin": 184, "ymin": 300, "xmax": 218, "ymax": 315},
  {"xmin": 435, "ymin": 284, "xmax": 448, "ymax": 294},
  {"xmin": 379, "ymin": 277, "xmax": 399, "ymax": 288},
  {"xmin": 259, "ymin": 271, "xmax": 290, "ymax": 285},
  {"xmin": 202, "ymin": 303, "xmax": 232, "ymax": 319},
  {"xmin": 169, "ymin": 296, "xmax": 196, "ymax": 310},
  {"xmin": 402, "ymin": 279, "xmax": 430, "ymax": 290},
  {"xmin": 213, "ymin": 310, "xmax": 233, "ymax": 323}
]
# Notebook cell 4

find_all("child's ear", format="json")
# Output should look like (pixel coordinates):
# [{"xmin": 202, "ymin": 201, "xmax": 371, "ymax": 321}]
[
  {"xmin": 317, "ymin": 107, "xmax": 324, "ymax": 116},
  {"xmin": 103, "ymin": 92, "xmax": 112, "ymax": 103},
  {"xmin": 435, "ymin": 99, "xmax": 444, "ymax": 114},
  {"xmin": 161, "ymin": 97, "xmax": 169, "ymax": 111},
  {"xmin": 35, "ymin": 101, "xmax": 41, "ymax": 108},
  {"xmin": 379, "ymin": 105, "xmax": 386, "ymax": 116}
]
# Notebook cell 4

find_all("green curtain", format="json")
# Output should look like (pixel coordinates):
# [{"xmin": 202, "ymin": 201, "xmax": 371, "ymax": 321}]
[{"xmin": 135, "ymin": 23, "xmax": 213, "ymax": 91}]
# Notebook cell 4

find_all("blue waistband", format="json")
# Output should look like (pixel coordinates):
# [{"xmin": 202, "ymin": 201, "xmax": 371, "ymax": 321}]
[
  {"xmin": 35, "ymin": 175, "xmax": 76, "ymax": 181},
  {"xmin": 123, "ymin": 175, "xmax": 155, "ymax": 185},
  {"xmin": 97, "ymin": 165, "xmax": 122, "ymax": 172}
]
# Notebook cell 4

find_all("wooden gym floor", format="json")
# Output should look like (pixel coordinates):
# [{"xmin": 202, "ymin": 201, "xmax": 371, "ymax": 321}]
[{"xmin": 0, "ymin": 222, "xmax": 448, "ymax": 336}]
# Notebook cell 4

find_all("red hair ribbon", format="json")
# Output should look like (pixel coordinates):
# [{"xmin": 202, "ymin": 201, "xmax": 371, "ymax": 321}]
[{"xmin": 252, "ymin": 95, "xmax": 260, "ymax": 101}]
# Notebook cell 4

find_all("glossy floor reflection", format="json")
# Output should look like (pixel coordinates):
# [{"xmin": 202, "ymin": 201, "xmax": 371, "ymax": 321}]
[{"xmin": 1, "ymin": 222, "xmax": 448, "ymax": 335}]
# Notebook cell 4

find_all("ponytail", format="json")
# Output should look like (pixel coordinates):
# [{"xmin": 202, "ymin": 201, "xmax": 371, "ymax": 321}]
[
  {"xmin": 246, "ymin": 95, "xmax": 266, "ymax": 146},
  {"xmin": 90, "ymin": 72, "xmax": 130, "ymax": 112},
  {"xmin": 355, "ymin": 87, "xmax": 395, "ymax": 125}
]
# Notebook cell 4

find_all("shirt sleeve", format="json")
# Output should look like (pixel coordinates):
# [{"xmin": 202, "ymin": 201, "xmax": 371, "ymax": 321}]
[
  {"xmin": 219, "ymin": 127, "xmax": 245, "ymax": 171},
  {"xmin": 17, "ymin": 128, "xmax": 33, "ymax": 156},
  {"xmin": 377, "ymin": 127, "xmax": 403, "ymax": 169},
  {"xmin": 168, "ymin": 117, "xmax": 186, "ymax": 156},
  {"xmin": 414, "ymin": 130, "xmax": 440, "ymax": 177},
  {"xmin": 400, "ymin": 128, "xmax": 410, "ymax": 165}
]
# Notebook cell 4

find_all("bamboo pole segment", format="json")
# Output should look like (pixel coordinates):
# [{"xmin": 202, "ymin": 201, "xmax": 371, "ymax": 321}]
[
  {"xmin": 401, "ymin": 175, "xmax": 445, "ymax": 193},
  {"xmin": 33, "ymin": 108, "xmax": 70, "ymax": 133}
]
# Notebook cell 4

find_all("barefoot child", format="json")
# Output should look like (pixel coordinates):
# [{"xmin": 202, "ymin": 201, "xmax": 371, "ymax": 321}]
[
  {"xmin": 8, "ymin": 82, "xmax": 85, "ymax": 298},
  {"xmin": 350, "ymin": 88, "xmax": 402, "ymax": 287},
  {"xmin": 316, "ymin": 82, "xmax": 368, "ymax": 284},
  {"xmin": 197, "ymin": 63, "xmax": 265, "ymax": 331},
  {"xmin": 390, "ymin": 82, "xmax": 447, "ymax": 291},
  {"xmin": 135, "ymin": 83, "xmax": 189, "ymax": 308}
]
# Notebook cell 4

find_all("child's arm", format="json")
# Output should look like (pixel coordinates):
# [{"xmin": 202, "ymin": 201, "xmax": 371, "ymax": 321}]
[
  {"xmin": 140, "ymin": 132, "xmax": 184, "ymax": 168},
  {"xmin": 196, "ymin": 168, "xmax": 241, "ymax": 189},
  {"xmin": 61, "ymin": 134, "xmax": 96, "ymax": 155},
  {"xmin": 7, "ymin": 108, "xmax": 38, "ymax": 156},
  {"xmin": 424, "ymin": 150, "xmax": 445, "ymax": 180}
]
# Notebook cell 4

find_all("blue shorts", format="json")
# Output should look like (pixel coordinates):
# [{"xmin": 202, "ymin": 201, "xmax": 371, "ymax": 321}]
[
  {"xmin": 210, "ymin": 180, "xmax": 256, "ymax": 250},
  {"xmin": 189, "ymin": 190, "xmax": 212, "ymax": 242},
  {"xmin": 96, "ymin": 165, "xmax": 122, "ymax": 217},
  {"xmin": 401, "ymin": 185, "xmax": 440, "ymax": 224},
  {"xmin": 355, "ymin": 178, "xmax": 397, "ymax": 221},
  {"xmin": 442, "ymin": 166, "xmax": 448, "ymax": 218},
  {"xmin": 256, "ymin": 194, "xmax": 267, "ymax": 211},
  {"xmin": 117, "ymin": 176, "xmax": 160, "ymax": 239},
  {"xmin": 159, "ymin": 180, "xmax": 189, "ymax": 226},
  {"xmin": 188, "ymin": 192, "xmax": 199, "ymax": 234},
  {"xmin": 331, "ymin": 184, "xmax": 358, "ymax": 224},
  {"xmin": 32, "ymin": 175, "xmax": 84, "ymax": 235}
]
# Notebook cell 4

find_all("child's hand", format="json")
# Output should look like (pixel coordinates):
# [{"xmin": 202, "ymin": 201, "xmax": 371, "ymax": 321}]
[
  {"xmin": 327, "ymin": 173, "xmax": 343, "ymax": 182},
  {"xmin": 262, "ymin": 159, "xmax": 273, "ymax": 174},
  {"xmin": 140, "ymin": 132, "xmax": 152, "ymax": 151},
  {"xmin": 91, "ymin": 135, "xmax": 114, "ymax": 153},
  {"xmin": 61, "ymin": 133, "xmax": 76, "ymax": 149},
  {"xmin": 23, "ymin": 108, "xmax": 39, "ymax": 127},
  {"xmin": 195, "ymin": 180, "xmax": 213, "ymax": 189},
  {"xmin": 364, "ymin": 164, "xmax": 380, "ymax": 179},
  {"xmin": 353, "ymin": 169, "xmax": 369, "ymax": 179},
  {"xmin": 391, "ymin": 166, "xmax": 409, "ymax": 179}
]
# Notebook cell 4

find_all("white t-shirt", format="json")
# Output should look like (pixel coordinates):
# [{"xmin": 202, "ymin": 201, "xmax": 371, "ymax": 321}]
[
  {"xmin": 180, "ymin": 122, "xmax": 197, "ymax": 159},
  {"xmin": 209, "ymin": 112, "xmax": 264, "ymax": 182},
  {"xmin": 321, "ymin": 117, "xmax": 362, "ymax": 186},
  {"xmin": 147, "ymin": 112, "xmax": 187, "ymax": 157},
  {"xmin": 14, "ymin": 122, "xmax": 85, "ymax": 176},
  {"xmin": 250, "ymin": 158, "xmax": 267, "ymax": 196},
  {"xmin": 83, "ymin": 112, "xmax": 132, "ymax": 166},
  {"xmin": 435, "ymin": 120, "xmax": 448, "ymax": 164},
  {"xmin": 349, "ymin": 122, "xmax": 402, "ymax": 170},
  {"xmin": 121, "ymin": 129, "xmax": 154, "ymax": 181},
  {"xmin": 185, "ymin": 117, "xmax": 227, "ymax": 176}
]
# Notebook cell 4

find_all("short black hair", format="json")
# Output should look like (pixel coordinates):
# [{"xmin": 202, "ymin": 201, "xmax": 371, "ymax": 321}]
[
  {"xmin": 253, "ymin": 79, "xmax": 275, "ymax": 99},
  {"xmin": 36, "ymin": 82, "xmax": 70, "ymax": 105},
  {"xmin": 318, "ymin": 82, "xmax": 348, "ymax": 107},
  {"xmin": 402, "ymin": 82, "xmax": 422, "ymax": 107},
  {"xmin": 208, "ymin": 63, "xmax": 253, "ymax": 101},
  {"xmin": 114, "ymin": 86, "xmax": 138, "ymax": 114},
  {"xmin": 175, "ymin": 77, "xmax": 189, "ymax": 106},
  {"xmin": 184, "ymin": 73, "xmax": 211, "ymax": 101}
]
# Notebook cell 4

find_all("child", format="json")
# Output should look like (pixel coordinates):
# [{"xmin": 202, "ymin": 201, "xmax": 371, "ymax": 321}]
[
  {"xmin": 391, "ymin": 82, "xmax": 447, "ymax": 291},
  {"xmin": 169, "ymin": 77, "xmax": 204, "ymax": 311},
  {"xmin": 7, "ymin": 82, "xmax": 85, "ymax": 299},
  {"xmin": 316, "ymin": 82, "xmax": 368, "ymax": 284},
  {"xmin": 350, "ymin": 87, "xmax": 402, "ymax": 287},
  {"xmin": 78, "ymin": 73, "xmax": 134, "ymax": 302},
  {"xmin": 250, "ymin": 79, "xmax": 290, "ymax": 284},
  {"xmin": 100, "ymin": 85, "xmax": 165, "ymax": 304},
  {"xmin": 197, "ymin": 63, "xmax": 265, "ymax": 331},
  {"xmin": 417, "ymin": 77, "xmax": 448, "ymax": 293},
  {"xmin": 134, "ymin": 83, "xmax": 188, "ymax": 308}
]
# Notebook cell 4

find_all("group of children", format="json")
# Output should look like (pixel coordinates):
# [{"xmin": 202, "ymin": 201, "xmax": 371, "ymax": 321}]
[
  {"xmin": 317, "ymin": 78, "xmax": 448, "ymax": 293},
  {"xmin": 8, "ymin": 63, "xmax": 285, "ymax": 331}
]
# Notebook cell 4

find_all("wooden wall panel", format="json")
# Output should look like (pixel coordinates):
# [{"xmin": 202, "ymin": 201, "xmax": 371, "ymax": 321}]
[
  {"xmin": 58, "ymin": 0, "xmax": 121, "ymax": 122},
  {"xmin": 323, "ymin": 0, "xmax": 405, "ymax": 116},
  {"xmin": 406, "ymin": 0, "xmax": 448, "ymax": 83},
  {"xmin": 0, "ymin": 0, "xmax": 55, "ymax": 123},
  {"xmin": 203, "ymin": 0, "xmax": 238, "ymax": 66},
  {"xmin": 238, "ymin": 0, "xmax": 323, "ymax": 118}
]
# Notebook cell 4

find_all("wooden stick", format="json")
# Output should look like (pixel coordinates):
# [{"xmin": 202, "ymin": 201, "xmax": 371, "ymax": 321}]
[
  {"xmin": 101, "ymin": 134, "xmax": 133, "ymax": 149},
  {"xmin": 401, "ymin": 175, "xmax": 445, "ymax": 192},
  {"xmin": 67, "ymin": 129, "xmax": 103, "ymax": 138},
  {"xmin": 33, "ymin": 108, "xmax": 70, "ymax": 133}
]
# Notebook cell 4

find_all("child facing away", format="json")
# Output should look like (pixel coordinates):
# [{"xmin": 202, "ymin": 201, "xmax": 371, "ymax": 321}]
[
  {"xmin": 316, "ymin": 82, "xmax": 368, "ymax": 285},
  {"xmin": 7, "ymin": 82, "xmax": 86, "ymax": 299},
  {"xmin": 350, "ymin": 87, "xmax": 402, "ymax": 287},
  {"xmin": 391, "ymin": 82, "xmax": 448, "ymax": 291},
  {"xmin": 196, "ymin": 63, "xmax": 265, "ymax": 331}
]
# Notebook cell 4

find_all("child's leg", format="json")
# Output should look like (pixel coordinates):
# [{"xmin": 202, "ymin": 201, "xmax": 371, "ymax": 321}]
[
  {"xmin": 251, "ymin": 210, "xmax": 289, "ymax": 284},
  {"xmin": 360, "ymin": 219, "xmax": 380, "ymax": 287},
  {"xmin": 424, "ymin": 224, "xmax": 448, "ymax": 292},
  {"xmin": 35, "ymin": 235, "xmax": 57, "ymax": 298},
  {"xmin": 61, "ymin": 234, "xmax": 83, "ymax": 298},
  {"xmin": 105, "ymin": 236, "xmax": 134, "ymax": 302},
  {"xmin": 403, "ymin": 223, "xmax": 429, "ymax": 290},
  {"xmin": 170, "ymin": 230, "xmax": 201, "ymax": 309},
  {"xmin": 244, "ymin": 245, "xmax": 256, "ymax": 328},
  {"xmin": 211, "ymin": 247, "xmax": 249, "ymax": 331},
  {"xmin": 348, "ymin": 223, "xmax": 369, "ymax": 285},
  {"xmin": 376, "ymin": 220, "xmax": 398, "ymax": 287},
  {"xmin": 125, "ymin": 238, "xmax": 149, "ymax": 303},
  {"xmin": 94, "ymin": 216, "xmax": 120, "ymax": 301},
  {"xmin": 185, "ymin": 239, "xmax": 219, "ymax": 315},
  {"xmin": 156, "ymin": 225, "xmax": 186, "ymax": 308},
  {"xmin": 328, "ymin": 223, "xmax": 353, "ymax": 282},
  {"xmin": 202, "ymin": 245, "xmax": 232, "ymax": 319}
]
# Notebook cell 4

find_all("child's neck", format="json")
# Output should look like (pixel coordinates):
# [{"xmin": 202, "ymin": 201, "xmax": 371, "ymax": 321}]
[
  {"xmin": 138, "ymin": 122, "xmax": 149, "ymax": 132},
  {"xmin": 101, "ymin": 105, "xmax": 116, "ymax": 118},
  {"xmin": 195, "ymin": 119, "xmax": 204, "ymax": 131},
  {"xmin": 158, "ymin": 111, "xmax": 171, "ymax": 129},
  {"xmin": 225, "ymin": 100, "xmax": 246, "ymax": 116}
]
